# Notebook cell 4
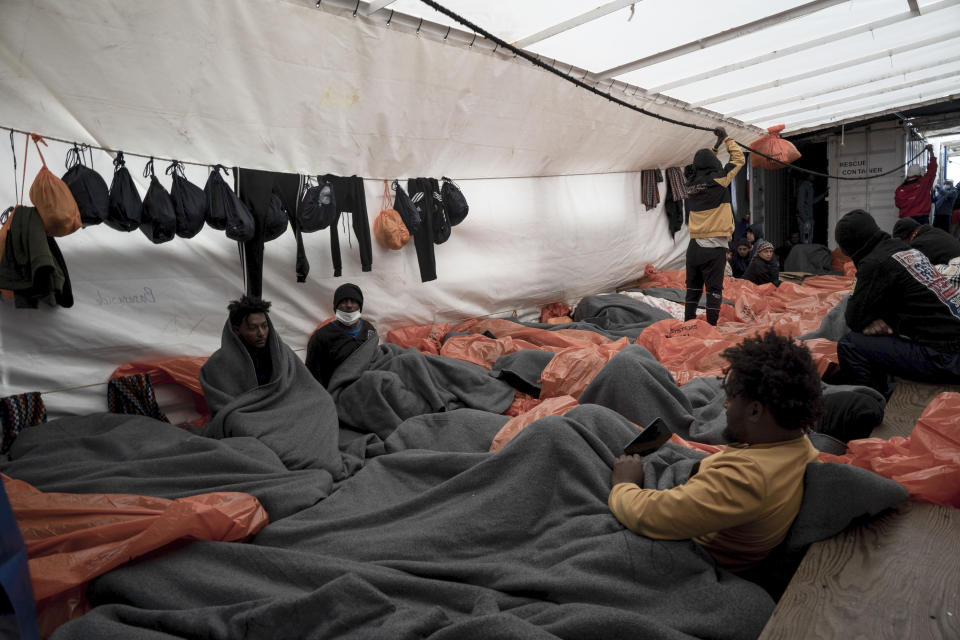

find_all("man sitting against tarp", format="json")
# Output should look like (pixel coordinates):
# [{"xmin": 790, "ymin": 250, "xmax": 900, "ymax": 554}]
[
  {"xmin": 306, "ymin": 283, "xmax": 377, "ymax": 388},
  {"xmin": 742, "ymin": 240, "xmax": 780, "ymax": 287},
  {"xmin": 683, "ymin": 127, "xmax": 745, "ymax": 325},
  {"xmin": 608, "ymin": 331, "xmax": 821, "ymax": 573},
  {"xmin": 892, "ymin": 216, "xmax": 960, "ymax": 266},
  {"xmin": 199, "ymin": 295, "xmax": 345, "ymax": 475},
  {"xmin": 834, "ymin": 209, "xmax": 960, "ymax": 397}
]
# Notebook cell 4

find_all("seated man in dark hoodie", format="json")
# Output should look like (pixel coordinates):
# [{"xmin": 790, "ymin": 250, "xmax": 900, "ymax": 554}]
[
  {"xmin": 227, "ymin": 295, "xmax": 272, "ymax": 385},
  {"xmin": 834, "ymin": 209, "xmax": 960, "ymax": 396},
  {"xmin": 891, "ymin": 217, "xmax": 960, "ymax": 266},
  {"xmin": 305, "ymin": 283, "xmax": 377, "ymax": 387},
  {"xmin": 743, "ymin": 240, "xmax": 780, "ymax": 287},
  {"xmin": 729, "ymin": 237, "xmax": 752, "ymax": 278},
  {"xmin": 683, "ymin": 127, "xmax": 745, "ymax": 325}
]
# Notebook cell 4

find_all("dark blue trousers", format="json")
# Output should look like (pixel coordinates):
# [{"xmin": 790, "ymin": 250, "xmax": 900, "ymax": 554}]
[{"xmin": 837, "ymin": 331, "xmax": 960, "ymax": 396}]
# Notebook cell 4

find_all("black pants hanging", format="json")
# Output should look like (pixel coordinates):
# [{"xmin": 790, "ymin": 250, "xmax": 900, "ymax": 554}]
[
  {"xmin": 407, "ymin": 177, "xmax": 437, "ymax": 283},
  {"xmin": 324, "ymin": 175, "xmax": 373, "ymax": 277},
  {"xmin": 235, "ymin": 168, "xmax": 303, "ymax": 295},
  {"xmin": 684, "ymin": 239, "xmax": 726, "ymax": 325}
]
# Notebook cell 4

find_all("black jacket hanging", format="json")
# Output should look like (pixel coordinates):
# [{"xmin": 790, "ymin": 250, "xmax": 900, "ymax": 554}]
[
  {"xmin": 428, "ymin": 178, "xmax": 451, "ymax": 245},
  {"xmin": 166, "ymin": 161, "xmax": 206, "ymax": 238},
  {"xmin": 62, "ymin": 144, "xmax": 108, "ymax": 226},
  {"xmin": 106, "ymin": 151, "xmax": 141, "ymax": 232},
  {"xmin": 298, "ymin": 178, "xmax": 337, "ymax": 233},
  {"xmin": 407, "ymin": 177, "xmax": 437, "ymax": 283},
  {"xmin": 139, "ymin": 158, "xmax": 176, "ymax": 244}
]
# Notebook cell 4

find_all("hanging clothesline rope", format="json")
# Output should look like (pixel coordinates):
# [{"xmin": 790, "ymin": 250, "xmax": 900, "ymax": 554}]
[{"xmin": 414, "ymin": 0, "xmax": 931, "ymax": 181}]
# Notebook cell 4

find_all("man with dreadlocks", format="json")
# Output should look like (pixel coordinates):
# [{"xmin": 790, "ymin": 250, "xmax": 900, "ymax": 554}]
[
  {"xmin": 608, "ymin": 331, "xmax": 822, "ymax": 573},
  {"xmin": 683, "ymin": 127, "xmax": 745, "ymax": 325}
]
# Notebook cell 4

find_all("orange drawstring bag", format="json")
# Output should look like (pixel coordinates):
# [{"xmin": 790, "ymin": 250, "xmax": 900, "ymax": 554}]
[
  {"xmin": 373, "ymin": 179, "xmax": 410, "ymax": 250},
  {"xmin": 750, "ymin": 125, "xmax": 801, "ymax": 170},
  {"xmin": 24, "ymin": 134, "xmax": 81, "ymax": 237}
]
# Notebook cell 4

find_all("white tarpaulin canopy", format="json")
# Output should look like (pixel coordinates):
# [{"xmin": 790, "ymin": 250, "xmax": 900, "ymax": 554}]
[{"xmin": 0, "ymin": 0, "xmax": 957, "ymax": 417}]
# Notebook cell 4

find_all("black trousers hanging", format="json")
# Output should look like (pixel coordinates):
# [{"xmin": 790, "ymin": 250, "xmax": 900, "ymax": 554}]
[
  {"xmin": 324, "ymin": 175, "xmax": 373, "ymax": 277},
  {"xmin": 407, "ymin": 177, "xmax": 437, "ymax": 282},
  {"xmin": 235, "ymin": 168, "xmax": 303, "ymax": 295}
]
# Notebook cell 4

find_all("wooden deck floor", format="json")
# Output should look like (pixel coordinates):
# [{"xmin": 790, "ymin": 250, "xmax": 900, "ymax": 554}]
[{"xmin": 761, "ymin": 380, "xmax": 960, "ymax": 639}]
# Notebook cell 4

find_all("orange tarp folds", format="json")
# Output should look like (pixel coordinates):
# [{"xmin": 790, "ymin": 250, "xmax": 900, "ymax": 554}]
[
  {"xmin": 490, "ymin": 396, "xmax": 579, "ymax": 452},
  {"xmin": 821, "ymin": 392, "xmax": 960, "ymax": 508},
  {"xmin": 386, "ymin": 322, "xmax": 452, "ymax": 355},
  {"xmin": 3, "ymin": 474, "xmax": 268, "ymax": 636}
]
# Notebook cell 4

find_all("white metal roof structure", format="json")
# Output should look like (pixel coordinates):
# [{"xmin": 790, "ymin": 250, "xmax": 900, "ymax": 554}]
[{"xmin": 359, "ymin": 0, "xmax": 960, "ymax": 134}]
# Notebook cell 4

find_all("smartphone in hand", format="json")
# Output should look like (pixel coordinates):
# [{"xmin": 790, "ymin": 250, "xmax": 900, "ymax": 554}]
[{"xmin": 623, "ymin": 417, "xmax": 671, "ymax": 456}]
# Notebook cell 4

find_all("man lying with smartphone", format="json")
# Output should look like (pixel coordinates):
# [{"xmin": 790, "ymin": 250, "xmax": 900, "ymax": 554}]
[{"xmin": 608, "ymin": 331, "xmax": 822, "ymax": 573}]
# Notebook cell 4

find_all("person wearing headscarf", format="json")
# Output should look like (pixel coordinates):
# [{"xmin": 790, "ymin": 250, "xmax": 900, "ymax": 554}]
[
  {"xmin": 305, "ymin": 283, "xmax": 377, "ymax": 388},
  {"xmin": 683, "ymin": 127, "xmax": 745, "ymax": 325},
  {"xmin": 834, "ymin": 209, "xmax": 960, "ymax": 397}
]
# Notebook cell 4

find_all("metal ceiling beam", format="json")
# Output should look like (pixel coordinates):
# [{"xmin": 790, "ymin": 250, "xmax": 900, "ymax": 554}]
[
  {"xmin": 727, "ymin": 54, "xmax": 960, "ymax": 118},
  {"xmin": 907, "ymin": 0, "xmax": 922, "ymax": 15},
  {"xmin": 511, "ymin": 0, "xmax": 638, "ymax": 49},
  {"xmin": 750, "ymin": 74, "xmax": 956, "ymax": 122},
  {"xmin": 778, "ymin": 88, "xmax": 960, "ymax": 130},
  {"xmin": 365, "ymin": 0, "xmax": 396, "ymax": 16},
  {"xmin": 593, "ymin": 0, "xmax": 847, "ymax": 81},
  {"xmin": 689, "ymin": 29, "xmax": 960, "ymax": 109},
  {"xmin": 788, "ymin": 94, "xmax": 960, "ymax": 135},
  {"xmin": 646, "ymin": 0, "xmax": 960, "ymax": 94}
]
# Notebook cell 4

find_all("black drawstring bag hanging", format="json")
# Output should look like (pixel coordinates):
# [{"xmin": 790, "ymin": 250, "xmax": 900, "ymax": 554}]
[
  {"xmin": 441, "ymin": 176, "xmax": 469, "ymax": 226},
  {"xmin": 204, "ymin": 164, "xmax": 254, "ymax": 241},
  {"xmin": 392, "ymin": 180, "xmax": 421, "ymax": 234},
  {"xmin": 139, "ymin": 157, "xmax": 176, "ymax": 244},
  {"xmin": 62, "ymin": 144, "xmax": 108, "ymax": 226},
  {"xmin": 428, "ymin": 178, "xmax": 451, "ymax": 244},
  {"xmin": 166, "ymin": 160, "xmax": 205, "ymax": 238},
  {"xmin": 262, "ymin": 186, "xmax": 289, "ymax": 242},
  {"xmin": 298, "ymin": 177, "xmax": 337, "ymax": 232},
  {"xmin": 106, "ymin": 151, "xmax": 141, "ymax": 231}
]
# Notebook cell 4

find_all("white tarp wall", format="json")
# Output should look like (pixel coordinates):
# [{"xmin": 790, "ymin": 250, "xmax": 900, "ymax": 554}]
[{"xmin": 0, "ymin": 0, "xmax": 756, "ymax": 418}]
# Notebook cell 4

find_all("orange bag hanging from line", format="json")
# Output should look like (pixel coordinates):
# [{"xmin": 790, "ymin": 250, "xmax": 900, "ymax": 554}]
[
  {"xmin": 23, "ymin": 134, "xmax": 81, "ymax": 237},
  {"xmin": 749, "ymin": 124, "xmax": 801, "ymax": 170},
  {"xmin": 373, "ymin": 179, "xmax": 410, "ymax": 250}
]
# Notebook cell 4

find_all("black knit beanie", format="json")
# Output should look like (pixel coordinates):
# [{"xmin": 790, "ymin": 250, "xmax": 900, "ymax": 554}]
[
  {"xmin": 333, "ymin": 283, "xmax": 363, "ymax": 311},
  {"xmin": 891, "ymin": 217, "xmax": 920, "ymax": 240},
  {"xmin": 835, "ymin": 210, "xmax": 889, "ymax": 265}
]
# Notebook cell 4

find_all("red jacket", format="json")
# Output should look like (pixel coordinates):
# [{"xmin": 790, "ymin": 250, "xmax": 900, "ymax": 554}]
[{"xmin": 895, "ymin": 155, "xmax": 937, "ymax": 219}]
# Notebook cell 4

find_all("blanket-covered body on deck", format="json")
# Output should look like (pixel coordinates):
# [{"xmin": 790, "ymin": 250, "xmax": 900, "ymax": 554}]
[
  {"xmin": 0, "ymin": 404, "xmax": 905, "ymax": 640},
  {"xmin": 327, "ymin": 333, "xmax": 516, "ymax": 439},
  {"xmin": 199, "ymin": 318, "xmax": 346, "ymax": 478}
]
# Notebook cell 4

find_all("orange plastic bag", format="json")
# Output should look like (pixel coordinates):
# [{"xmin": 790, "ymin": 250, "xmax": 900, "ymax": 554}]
[
  {"xmin": 820, "ymin": 392, "xmax": 960, "ymax": 508},
  {"xmin": 489, "ymin": 395, "xmax": 579, "ymax": 452},
  {"xmin": 385, "ymin": 322, "xmax": 452, "ymax": 355},
  {"xmin": 540, "ymin": 338, "xmax": 631, "ymax": 399},
  {"xmin": 3, "ymin": 474, "xmax": 268, "ymax": 635},
  {"xmin": 502, "ymin": 391, "xmax": 542, "ymax": 417},
  {"xmin": 439, "ymin": 334, "xmax": 550, "ymax": 369},
  {"xmin": 373, "ymin": 180, "xmax": 410, "ymax": 250},
  {"xmin": 23, "ymin": 134, "xmax": 81, "ymax": 237},
  {"xmin": 749, "ymin": 125, "xmax": 801, "ymax": 170},
  {"xmin": 539, "ymin": 302, "xmax": 572, "ymax": 323}
]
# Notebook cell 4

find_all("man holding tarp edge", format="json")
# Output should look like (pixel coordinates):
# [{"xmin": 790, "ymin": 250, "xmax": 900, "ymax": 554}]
[{"xmin": 683, "ymin": 127, "xmax": 745, "ymax": 326}]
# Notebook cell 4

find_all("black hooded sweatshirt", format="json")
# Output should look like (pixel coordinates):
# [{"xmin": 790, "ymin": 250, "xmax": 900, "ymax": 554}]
[
  {"xmin": 891, "ymin": 217, "xmax": 960, "ymax": 266},
  {"xmin": 835, "ymin": 210, "xmax": 960, "ymax": 353}
]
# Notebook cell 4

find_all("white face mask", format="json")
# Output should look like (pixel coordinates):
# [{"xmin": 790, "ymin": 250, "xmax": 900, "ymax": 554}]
[{"xmin": 336, "ymin": 309, "xmax": 361, "ymax": 325}]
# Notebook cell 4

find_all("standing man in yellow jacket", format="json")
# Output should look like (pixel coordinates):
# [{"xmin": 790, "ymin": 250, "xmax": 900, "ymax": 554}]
[
  {"xmin": 608, "ymin": 331, "xmax": 822, "ymax": 573},
  {"xmin": 683, "ymin": 128, "xmax": 746, "ymax": 325}
]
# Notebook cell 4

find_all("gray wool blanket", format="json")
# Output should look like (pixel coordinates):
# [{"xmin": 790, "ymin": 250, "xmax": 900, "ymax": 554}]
[
  {"xmin": 200, "ymin": 318, "xmax": 346, "ymax": 478},
  {"xmin": 517, "ymin": 293, "xmax": 673, "ymax": 340},
  {"xmin": 580, "ymin": 344, "xmax": 885, "ymax": 446},
  {"xmin": 44, "ymin": 404, "xmax": 906, "ymax": 640},
  {"xmin": 0, "ymin": 412, "xmax": 333, "ymax": 521},
  {"xmin": 327, "ymin": 335, "xmax": 516, "ymax": 439}
]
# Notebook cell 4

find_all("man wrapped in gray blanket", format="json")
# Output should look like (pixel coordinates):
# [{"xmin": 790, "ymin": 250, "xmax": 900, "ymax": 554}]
[{"xmin": 199, "ymin": 295, "xmax": 346, "ymax": 478}]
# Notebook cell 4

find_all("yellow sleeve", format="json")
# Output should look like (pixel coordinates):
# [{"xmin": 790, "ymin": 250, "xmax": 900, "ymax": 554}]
[
  {"xmin": 712, "ymin": 138, "xmax": 745, "ymax": 188},
  {"xmin": 607, "ymin": 456, "xmax": 766, "ymax": 540}
]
